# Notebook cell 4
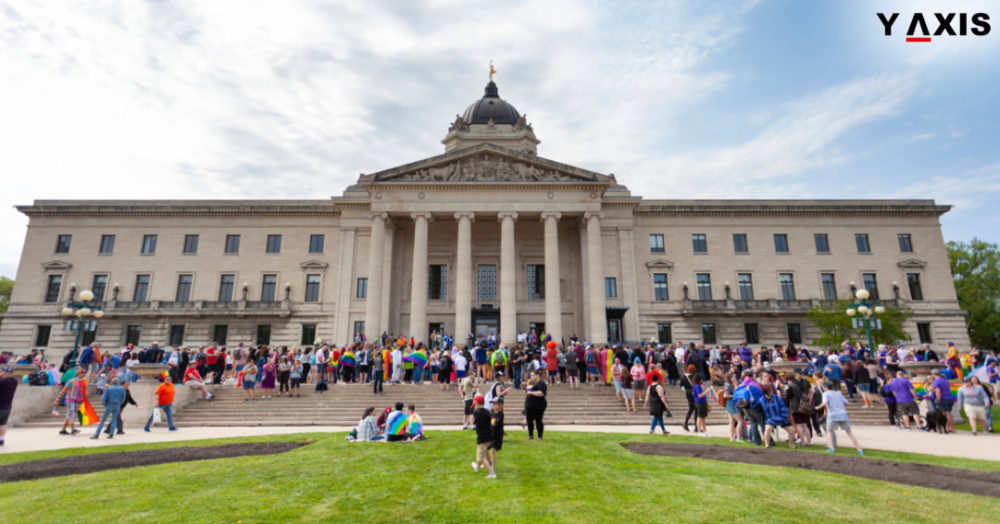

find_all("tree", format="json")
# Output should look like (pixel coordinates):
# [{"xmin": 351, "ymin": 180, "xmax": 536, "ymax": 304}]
[
  {"xmin": 0, "ymin": 276, "xmax": 12, "ymax": 329},
  {"xmin": 947, "ymin": 239, "xmax": 1000, "ymax": 348},
  {"xmin": 805, "ymin": 297, "xmax": 911, "ymax": 351}
]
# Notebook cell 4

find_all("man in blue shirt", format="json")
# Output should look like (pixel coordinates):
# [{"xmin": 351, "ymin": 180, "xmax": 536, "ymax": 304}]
[
  {"xmin": 91, "ymin": 377, "xmax": 126, "ymax": 439},
  {"xmin": 823, "ymin": 358, "xmax": 844, "ymax": 391}
]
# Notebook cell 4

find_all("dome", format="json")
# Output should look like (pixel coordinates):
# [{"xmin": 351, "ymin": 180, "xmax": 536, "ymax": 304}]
[{"xmin": 460, "ymin": 81, "xmax": 521, "ymax": 125}]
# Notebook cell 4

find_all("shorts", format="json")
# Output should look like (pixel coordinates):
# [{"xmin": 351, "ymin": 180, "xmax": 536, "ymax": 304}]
[
  {"xmin": 226, "ymin": 364, "xmax": 233, "ymax": 370},
  {"xmin": 613, "ymin": 380, "xmax": 622, "ymax": 394},
  {"xmin": 856, "ymin": 383, "xmax": 869, "ymax": 393},
  {"xmin": 489, "ymin": 439, "xmax": 503, "ymax": 451},
  {"xmin": 587, "ymin": 366, "xmax": 598, "ymax": 375},
  {"xmin": 456, "ymin": 369, "xmax": 466, "ymax": 379},
  {"xmin": 622, "ymin": 388, "xmax": 634, "ymax": 400},
  {"xmin": 236, "ymin": 364, "xmax": 245, "ymax": 372},
  {"xmin": 725, "ymin": 402, "xmax": 738, "ymax": 416},
  {"xmin": 634, "ymin": 380, "xmax": 646, "ymax": 392},
  {"xmin": 898, "ymin": 401, "xmax": 919, "ymax": 417},
  {"xmin": 964, "ymin": 404, "xmax": 987, "ymax": 421},
  {"xmin": 791, "ymin": 412, "xmax": 810, "ymax": 424},
  {"xmin": 934, "ymin": 398, "xmax": 954, "ymax": 412},
  {"xmin": 827, "ymin": 419, "xmax": 851, "ymax": 432},
  {"xmin": 0, "ymin": 408, "xmax": 10, "ymax": 425},
  {"xmin": 186, "ymin": 380, "xmax": 203, "ymax": 389},
  {"xmin": 65, "ymin": 402, "xmax": 79, "ymax": 419},
  {"xmin": 464, "ymin": 399, "xmax": 474, "ymax": 416},
  {"xmin": 290, "ymin": 377, "xmax": 301, "ymax": 388},
  {"xmin": 695, "ymin": 403, "xmax": 708, "ymax": 418},
  {"xmin": 476, "ymin": 442, "xmax": 490, "ymax": 463},
  {"xmin": 242, "ymin": 380, "xmax": 256, "ymax": 390}
]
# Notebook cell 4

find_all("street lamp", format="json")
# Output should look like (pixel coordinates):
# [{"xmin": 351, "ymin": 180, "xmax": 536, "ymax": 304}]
[
  {"xmin": 846, "ymin": 288, "xmax": 883, "ymax": 352},
  {"xmin": 61, "ymin": 288, "xmax": 104, "ymax": 368}
]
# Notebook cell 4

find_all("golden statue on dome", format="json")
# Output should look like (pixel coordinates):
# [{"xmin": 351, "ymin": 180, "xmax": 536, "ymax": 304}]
[{"xmin": 489, "ymin": 60, "xmax": 496, "ymax": 82}]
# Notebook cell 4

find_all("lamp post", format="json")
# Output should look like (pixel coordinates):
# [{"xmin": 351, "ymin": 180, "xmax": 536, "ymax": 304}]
[
  {"xmin": 845, "ymin": 288, "xmax": 885, "ymax": 352},
  {"xmin": 61, "ymin": 289, "xmax": 104, "ymax": 368}
]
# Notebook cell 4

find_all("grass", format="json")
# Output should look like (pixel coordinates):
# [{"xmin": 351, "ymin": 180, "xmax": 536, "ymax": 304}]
[{"xmin": 1, "ymin": 431, "xmax": 998, "ymax": 523}]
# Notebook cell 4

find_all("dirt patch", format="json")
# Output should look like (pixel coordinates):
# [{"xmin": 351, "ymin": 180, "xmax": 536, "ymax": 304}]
[
  {"xmin": 0, "ymin": 442, "xmax": 305, "ymax": 483},
  {"xmin": 624, "ymin": 442, "xmax": 1000, "ymax": 499}
]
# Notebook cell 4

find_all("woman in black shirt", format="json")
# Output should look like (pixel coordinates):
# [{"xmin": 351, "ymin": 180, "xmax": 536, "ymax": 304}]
[{"xmin": 524, "ymin": 370, "xmax": 547, "ymax": 440}]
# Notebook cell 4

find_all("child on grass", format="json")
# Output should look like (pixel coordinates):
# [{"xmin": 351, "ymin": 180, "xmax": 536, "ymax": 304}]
[{"xmin": 487, "ymin": 397, "xmax": 505, "ymax": 479}]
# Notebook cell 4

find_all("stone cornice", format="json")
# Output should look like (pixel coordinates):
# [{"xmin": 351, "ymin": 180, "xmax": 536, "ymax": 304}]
[
  {"xmin": 18, "ymin": 200, "xmax": 340, "ymax": 218},
  {"xmin": 634, "ymin": 200, "xmax": 951, "ymax": 217}
]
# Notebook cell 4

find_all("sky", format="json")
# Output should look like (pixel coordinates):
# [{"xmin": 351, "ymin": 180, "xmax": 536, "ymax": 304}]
[{"xmin": 1, "ymin": 0, "xmax": 998, "ymax": 278}]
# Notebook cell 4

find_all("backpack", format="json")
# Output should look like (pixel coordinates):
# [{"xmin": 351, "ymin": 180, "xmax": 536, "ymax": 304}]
[
  {"xmin": 28, "ymin": 370, "xmax": 49, "ymax": 386},
  {"xmin": 716, "ymin": 388, "xmax": 726, "ymax": 407},
  {"xmin": 484, "ymin": 381, "xmax": 500, "ymax": 407}
]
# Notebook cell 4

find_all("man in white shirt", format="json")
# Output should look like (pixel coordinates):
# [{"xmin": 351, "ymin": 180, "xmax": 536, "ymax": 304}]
[{"xmin": 816, "ymin": 380, "xmax": 864, "ymax": 455}]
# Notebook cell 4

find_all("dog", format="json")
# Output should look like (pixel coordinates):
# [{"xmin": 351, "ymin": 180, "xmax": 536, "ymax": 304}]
[{"xmin": 924, "ymin": 408, "xmax": 948, "ymax": 433}]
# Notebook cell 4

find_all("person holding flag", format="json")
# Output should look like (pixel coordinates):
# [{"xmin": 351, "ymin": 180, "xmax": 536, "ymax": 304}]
[{"xmin": 53, "ymin": 367, "xmax": 89, "ymax": 435}]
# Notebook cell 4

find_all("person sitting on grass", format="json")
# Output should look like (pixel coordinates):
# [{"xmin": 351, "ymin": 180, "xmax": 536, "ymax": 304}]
[
  {"xmin": 385, "ymin": 402, "xmax": 408, "ymax": 442},
  {"xmin": 486, "ymin": 397, "xmax": 504, "ymax": 479},
  {"xmin": 406, "ymin": 404, "xmax": 426, "ymax": 441},
  {"xmin": 815, "ymin": 380, "xmax": 864, "ymax": 455},
  {"xmin": 761, "ymin": 384, "xmax": 795, "ymax": 449},
  {"xmin": 352, "ymin": 407, "xmax": 384, "ymax": 442}
]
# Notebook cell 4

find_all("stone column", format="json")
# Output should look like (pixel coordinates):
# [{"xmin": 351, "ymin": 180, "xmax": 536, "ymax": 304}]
[
  {"xmin": 498, "ymin": 212, "xmax": 518, "ymax": 345},
  {"xmin": 541, "ymin": 212, "xmax": 562, "ymax": 344},
  {"xmin": 585, "ymin": 211, "xmax": 607, "ymax": 346},
  {"xmin": 454, "ymin": 212, "xmax": 475, "ymax": 344},
  {"xmin": 365, "ymin": 213, "xmax": 387, "ymax": 340},
  {"xmin": 408, "ymin": 212, "xmax": 431, "ymax": 344}
]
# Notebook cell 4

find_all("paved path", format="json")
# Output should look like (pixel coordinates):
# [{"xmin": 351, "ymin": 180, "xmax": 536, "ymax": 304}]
[{"xmin": 3, "ymin": 424, "xmax": 998, "ymax": 462}]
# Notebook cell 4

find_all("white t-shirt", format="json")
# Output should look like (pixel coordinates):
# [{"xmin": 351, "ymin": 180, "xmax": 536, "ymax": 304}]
[
  {"xmin": 822, "ymin": 390, "xmax": 849, "ymax": 422},
  {"xmin": 453, "ymin": 354, "xmax": 467, "ymax": 372}
]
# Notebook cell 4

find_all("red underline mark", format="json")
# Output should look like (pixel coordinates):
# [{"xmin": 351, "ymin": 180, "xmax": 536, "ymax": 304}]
[{"xmin": 906, "ymin": 37, "xmax": 932, "ymax": 42}]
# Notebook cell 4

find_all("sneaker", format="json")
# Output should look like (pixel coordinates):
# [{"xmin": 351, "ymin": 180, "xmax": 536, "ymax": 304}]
[
  {"xmin": 143, "ymin": 427, "xmax": 150, "ymax": 432},
  {"xmin": 243, "ymin": 398, "xmax": 249, "ymax": 402},
  {"xmin": 59, "ymin": 430, "xmax": 70, "ymax": 435},
  {"xmin": 90, "ymin": 435, "xmax": 99, "ymax": 440},
  {"xmin": 471, "ymin": 461, "xmax": 480, "ymax": 473},
  {"xmin": 825, "ymin": 448, "xmax": 836, "ymax": 454},
  {"xmin": 486, "ymin": 473, "xmax": 497, "ymax": 479},
  {"xmin": 71, "ymin": 429, "xmax": 80, "ymax": 435},
  {"xmin": 107, "ymin": 434, "xmax": 114, "ymax": 439},
  {"xmin": 857, "ymin": 449, "xmax": 864, "ymax": 455}
]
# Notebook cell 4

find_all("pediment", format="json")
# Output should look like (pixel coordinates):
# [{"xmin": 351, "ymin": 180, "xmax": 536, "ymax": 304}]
[
  {"xmin": 897, "ymin": 259, "xmax": 927, "ymax": 269},
  {"xmin": 300, "ymin": 260, "xmax": 329, "ymax": 271},
  {"xmin": 645, "ymin": 260, "xmax": 675, "ymax": 270},
  {"xmin": 41, "ymin": 260, "xmax": 72, "ymax": 270},
  {"xmin": 359, "ymin": 143, "xmax": 614, "ymax": 185}
]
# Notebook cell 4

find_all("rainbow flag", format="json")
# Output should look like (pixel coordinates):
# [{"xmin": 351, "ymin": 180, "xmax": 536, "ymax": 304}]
[
  {"xmin": 383, "ymin": 349, "xmax": 391, "ymax": 380},
  {"xmin": 405, "ymin": 351, "xmax": 428, "ymax": 367},
  {"xmin": 77, "ymin": 396, "xmax": 99, "ymax": 426},
  {"xmin": 387, "ymin": 411, "xmax": 408, "ymax": 435},
  {"xmin": 340, "ymin": 350, "xmax": 356, "ymax": 367},
  {"xmin": 913, "ymin": 380, "xmax": 962, "ymax": 398},
  {"xmin": 407, "ymin": 413, "xmax": 423, "ymax": 436}
]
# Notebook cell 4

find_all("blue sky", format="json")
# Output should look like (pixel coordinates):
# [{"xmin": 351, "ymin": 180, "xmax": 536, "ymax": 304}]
[{"xmin": 0, "ymin": 0, "xmax": 998, "ymax": 278}]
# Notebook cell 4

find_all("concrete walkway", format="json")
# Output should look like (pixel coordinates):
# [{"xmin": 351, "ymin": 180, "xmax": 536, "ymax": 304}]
[{"xmin": 2, "ymin": 424, "xmax": 998, "ymax": 462}]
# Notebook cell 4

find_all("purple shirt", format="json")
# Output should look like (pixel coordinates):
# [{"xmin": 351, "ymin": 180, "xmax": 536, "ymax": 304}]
[
  {"xmin": 931, "ymin": 377, "xmax": 952, "ymax": 401},
  {"xmin": 889, "ymin": 377, "xmax": 915, "ymax": 403}
]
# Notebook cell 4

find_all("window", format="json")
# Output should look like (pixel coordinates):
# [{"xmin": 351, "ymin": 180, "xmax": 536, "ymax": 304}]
[
  {"xmin": 55, "ymin": 234, "xmax": 72, "ymax": 253},
  {"xmin": 301, "ymin": 324, "xmax": 317, "ymax": 346},
  {"xmin": 356, "ymin": 278, "xmax": 368, "ymax": 299},
  {"xmin": 176, "ymin": 274, "xmax": 193, "ymax": 302},
  {"xmin": 917, "ymin": 323, "xmax": 932, "ymax": 344},
  {"xmin": 141, "ymin": 234, "xmax": 157, "ymax": 254},
  {"xmin": 907, "ymin": 273, "xmax": 923, "ymax": 301},
  {"xmin": 309, "ymin": 234, "xmax": 325, "ymax": 253},
  {"xmin": 526, "ymin": 264, "xmax": 544, "ymax": 300},
  {"xmin": 898, "ymin": 234, "xmax": 913, "ymax": 253},
  {"xmin": 814, "ymin": 234, "xmax": 830, "ymax": 253},
  {"xmin": 649, "ymin": 234, "xmax": 665, "ymax": 253},
  {"xmin": 779, "ymin": 273, "xmax": 795, "ymax": 300},
  {"xmin": 183, "ymin": 234, "xmax": 199, "ymax": 254},
  {"xmin": 261, "ymin": 274, "xmax": 278, "ymax": 302},
  {"xmin": 862, "ymin": 273, "xmax": 879, "ymax": 300},
  {"xmin": 99, "ymin": 234, "xmax": 116, "ymax": 254},
  {"xmin": 212, "ymin": 325, "xmax": 228, "ymax": 345},
  {"xmin": 82, "ymin": 323, "xmax": 96, "ymax": 346},
  {"xmin": 855, "ymin": 233, "xmax": 870, "ymax": 253},
  {"xmin": 696, "ymin": 273, "xmax": 712, "ymax": 300},
  {"xmin": 430, "ymin": 264, "xmax": 448, "ymax": 300},
  {"xmin": 305, "ymin": 275, "xmax": 321, "ymax": 302},
  {"xmin": 653, "ymin": 273, "xmax": 668, "ymax": 301},
  {"xmin": 477, "ymin": 264, "xmax": 497, "ymax": 300},
  {"xmin": 353, "ymin": 321, "xmax": 365, "ymax": 338},
  {"xmin": 169, "ymin": 325, "xmax": 185, "ymax": 346},
  {"xmin": 773, "ymin": 234, "xmax": 789, "ymax": 253},
  {"xmin": 133, "ymin": 274, "xmax": 150, "ymax": 302},
  {"xmin": 737, "ymin": 273, "xmax": 754, "ymax": 300},
  {"xmin": 692, "ymin": 233, "xmax": 707, "ymax": 253},
  {"xmin": 733, "ymin": 234, "xmax": 748, "ymax": 253},
  {"xmin": 605, "ymin": 277, "xmax": 618, "ymax": 298},
  {"xmin": 125, "ymin": 325, "xmax": 142, "ymax": 346},
  {"xmin": 218, "ymin": 274, "xmax": 235, "ymax": 302},
  {"xmin": 266, "ymin": 234, "xmax": 282, "ymax": 253},
  {"xmin": 44, "ymin": 275, "xmax": 62, "ymax": 303},
  {"xmin": 256, "ymin": 325, "xmax": 271, "ymax": 346},
  {"xmin": 91, "ymin": 274, "xmax": 108, "ymax": 302},
  {"xmin": 821, "ymin": 273, "xmax": 837, "ymax": 300},
  {"xmin": 787, "ymin": 323, "xmax": 802, "ymax": 344},
  {"xmin": 701, "ymin": 323, "xmax": 717, "ymax": 345},
  {"xmin": 744, "ymin": 323, "xmax": 760, "ymax": 344},
  {"xmin": 34, "ymin": 325, "xmax": 52, "ymax": 346},
  {"xmin": 224, "ymin": 234, "xmax": 240, "ymax": 254},
  {"xmin": 656, "ymin": 323, "xmax": 673, "ymax": 344}
]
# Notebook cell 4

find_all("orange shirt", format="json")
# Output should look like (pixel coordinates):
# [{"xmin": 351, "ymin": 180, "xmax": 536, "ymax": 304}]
[{"xmin": 155, "ymin": 382, "xmax": 176, "ymax": 406}]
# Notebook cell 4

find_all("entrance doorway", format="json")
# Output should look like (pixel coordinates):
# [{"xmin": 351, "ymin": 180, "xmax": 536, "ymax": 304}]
[
  {"xmin": 605, "ymin": 306, "xmax": 629, "ymax": 345},
  {"xmin": 529, "ymin": 322, "xmax": 545, "ymax": 338},
  {"xmin": 472, "ymin": 305, "xmax": 500, "ymax": 342}
]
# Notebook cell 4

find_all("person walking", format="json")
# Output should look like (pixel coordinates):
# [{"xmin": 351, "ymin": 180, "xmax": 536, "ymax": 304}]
[
  {"xmin": 486, "ymin": 398, "xmax": 504, "ymax": 479},
  {"xmin": 460, "ymin": 374, "xmax": 477, "ymax": 429},
  {"xmin": 679, "ymin": 365, "xmax": 697, "ymax": 432},
  {"xmin": 816, "ymin": 380, "xmax": 864, "ymax": 454},
  {"xmin": 723, "ymin": 373, "xmax": 744, "ymax": 442},
  {"xmin": 524, "ymin": 370, "xmax": 547, "ymax": 440},
  {"xmin": 760, "ymin": 384, "xmax": 796, "ymax": 449},
  {"xmin": 91, "ymin": 378, "xmax": 126, "ymax": 439},
  {"xmin": 53, "ymin": 367, "xmax": 88, "ymax": 435},
  {"xmin": 471, "ymin": 394, "xmax": 492, "ymax": 475},
  {"xmin": 957, "ymin": 376, "xmax": 991, "ymax": 435},
  {"xmin": 621, "ymin": 369, "xmax": 635, "ymax": 413},
  {"xmin": 889, "ymin": 370, "xmax": 920, "ymax": 429},
  {"xmin": 643, "ymin": 373, "xmax": 671, "ymax": 435},
  {"xmin": 144, "ymin": 375, "xmax": 177, "ymax": 432},
  {"xmin": 105, "ymin": 380, "xmax": 140, "ymax": 436},
  {"xmin": 929, "ymin": 369, "xmax": 955, "ymax": 432},
  {"xmin": 0, "ymin": 365, "xmax": 17, "ymax": 446}
]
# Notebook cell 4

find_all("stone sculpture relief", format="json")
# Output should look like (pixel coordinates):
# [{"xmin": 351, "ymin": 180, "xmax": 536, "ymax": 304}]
[{"xmin": 389, "ymin": 157, "xmax": 581, "ymax": 182}]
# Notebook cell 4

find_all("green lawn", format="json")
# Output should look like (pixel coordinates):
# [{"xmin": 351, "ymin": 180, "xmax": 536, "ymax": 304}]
[{"xmin": 1, "ymin": 431, "xmax": 997, "ymax": 523}]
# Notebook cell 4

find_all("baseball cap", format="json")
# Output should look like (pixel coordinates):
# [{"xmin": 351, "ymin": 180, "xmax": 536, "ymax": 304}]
[
  {"xmin": 495, "ymin": 370, "xmax": 504, "ymax": 377},
  {"xmin": 474, "ymin": 394, "xmax": 485, "ymax": 404},
  {"xmin": 930, "ymin": 369, "xmax": 942, "ymax": 375}
]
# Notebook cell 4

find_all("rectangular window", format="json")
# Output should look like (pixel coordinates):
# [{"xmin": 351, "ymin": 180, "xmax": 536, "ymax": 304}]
[
  {"xmin": 55, "ymin": 234, "xmax": 72, "ymax": 253},
  {"xmin": 787, "ymin": 323, "xmax": 803, "ymax": 344},
  {"xmin": 125, "ymin": 325, "xmax": 142, "ymax": 346},
  {"xmin": 605, "ymin": 277, "xmax": 618, "ymax": 298},
  {"xmin": 526, "ymin": 264, "xmax": 544, "ymax": 300},
  {"xmin": 701, "ymin": 323, "xmax": 717, "ymax": 345},
  {"xmin": 649, "ymin": 234, "xmax": 665, "ymax": 253},
  {"xmin": 855, "ymin": 233, "xmax": 870, "ymax": 253},
  {"xmin": 44, "ymin": 275, "xmax": 63, "ymax": 303},
  {"xmin": 309, "ymin": 234, "xmax": 325, "ymax": 254},
  {"xmin": 477, "ymin": 264, "xmax": 497, "ymax": 300},
  {"xmin": 141, "ymin": 234, "xmax": 158, "ymax": 254},
  {"xmin": 301, "ymin": 324, "xmax": 317, "ymax": 346},
  {"xmin": 821, "ymin": 273, "xmax": 837, "ymax": 300},
  {"xmin": 773, "ymin": 234, "xmax": 789, "ymax": 253},
  {"xmin": 814, "ymin": 233, "xmax": 830, "ymax": 253},
  {"xmin": 34, "ymin": 325, "xmax": 52, "ymax": 346},
  {"xmin": 99, "ymin": 234, "xmax": 116, "ymax": 254},
  {"xmin": 656, "ymin": 323, "xmax": 672, "ymax": 344},
  {"xmin": 653, "ymin": 273, "xmax": 668, "ymax": 301},
  {"xmin": 862, "ymin": 273, "xmax": 879, "ymax": 300},
  {"xmin": 256, "ymin": 325, "xmax": 271, "ymax": 346},
  {"xmin": 169, "ymin": 325, "xmax": 185, "ymax": 347},
  {"xmin": 356, "ymin": 277, "xmax": 368, "ymax": 299},
  {"xmin": 907, "ymin": 273, "xmax": 923, "ymax": 301},
  {"xmin": 692, "ymin": 233, "xmax": 707, "ymax": 253},
  {"xmin": 733, "ymin": 234, "xmax": 748, "ymax": 253},
  {"xmin": 91, "ymin": 274, "xmax": 108, "ymax": 302},
  {"xmin": 176, "ymin": 274, "xmax": 193, "ymax": 302},
  {"xmin": 898, "ymin": 234, "xmax": 913, "ymax": 253},
  {"xmin": 305, "ymin": 274, "xmax": 321, "ymax": 302},
  {"xmin": 133, "ymin": 274, "xmax": 150, "ymax": 302},
  {"xmin": 737, "ymin": 273, "xmax": 754, "ymax": 300},
  {"xmin": 779, "ymin": 273, "xmax": 796, "ymax": 300},
  {"xmin": 82, "ymin": 324, "xmax": 96, "ymax": 346},
  {"xmin": 696, "ymin": 273, "xmax": 712, "ymax": 300},
  {"xmin": 261, "ymin": 274, "xmax": 278, "ymax": 302},
  {"xmin": 218, "ymin": 274, "xmax": 235, "ymax": 302},
  {"xmin": 744, "ymin": 323, "xmax": 760, "ymax": 344},
  {"xmin": 353, "ymin": 321, "xmax": 365, "ymax": 338},
  {"xmin": 430, "ymin": 264, "xmax": 448, "ymax": 300},
  {"xmin": 183, "ymin": 234, "xmax": 199, "ymax": 254},
  {"xmin": 225, "ymin": 234, "xmax": 240, "ymax": 254},
  {"xmin": 266, "ymin": 234, "xmax": 282, "ymax": 253},
  {"xmin": 917, "ymin": 323, "xmax": 932, "ymax": 344},
  {"xmin": 212, "ymin": 324, "xmax": 228, "ymax": 345}
]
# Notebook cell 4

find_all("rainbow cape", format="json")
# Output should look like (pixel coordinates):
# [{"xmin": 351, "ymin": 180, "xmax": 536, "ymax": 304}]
[
  {"xmin": 405, "ymin": 351, "xmax": 428, "ymax": 367},
  {"xmin": 407, "ymin": 413, "xmax": 423, "ymax": 436},
  {"xmin": 77, "ymin": 396, "xmax": 99, "ymax": 426},
  {"xmin": 340, "ymin": 350, "xmax": 356, "ymax": 367},
  {"xmin": 383, "ymin": 349, "xmax": 391, "ymax": 380},
  {"xmin": 387, "ymin": 411, "xmax": 408, "ymax": 435}
]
